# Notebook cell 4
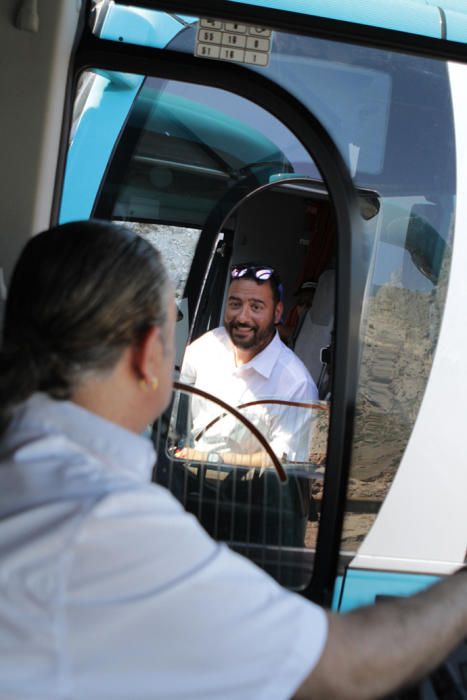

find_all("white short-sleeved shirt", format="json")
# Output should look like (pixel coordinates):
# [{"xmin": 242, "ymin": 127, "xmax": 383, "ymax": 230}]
[
  {"xmin": 0, "ymin": 393, "xmax": 327, "ymax": 700},
  {"xmin": 180, "ymin": 327, "xmax": 318, "ymax": 461}
]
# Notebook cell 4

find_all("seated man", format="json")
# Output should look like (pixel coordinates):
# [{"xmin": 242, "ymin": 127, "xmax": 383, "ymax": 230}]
[{"xmin": 178, "ymin": 262, "xmax": 318, "ymax": 468}]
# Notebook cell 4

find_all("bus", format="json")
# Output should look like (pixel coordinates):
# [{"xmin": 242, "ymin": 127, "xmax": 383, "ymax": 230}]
[{"xmin": 2, "ymin": 1, "xmax": 467, "ymax": 695}]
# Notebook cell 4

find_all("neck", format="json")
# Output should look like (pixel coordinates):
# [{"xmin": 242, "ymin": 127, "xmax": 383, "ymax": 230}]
[
  {"xmin": 70, "ymin": 350, "xmax": 150, "ymax": 434},
  {"xmin": 234, "ymin": 330, "xmax": 275, "ymax": 366}
]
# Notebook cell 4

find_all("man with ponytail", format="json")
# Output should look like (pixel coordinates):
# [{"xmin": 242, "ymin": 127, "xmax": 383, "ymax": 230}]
[{"xmin": 0, "ymin": 220, "xmax": 465, "ymax": 700}]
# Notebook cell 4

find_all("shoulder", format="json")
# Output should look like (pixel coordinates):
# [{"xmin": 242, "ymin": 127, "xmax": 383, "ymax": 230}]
[
  {"xmin": 275, "ymin": 339, "xmax": 318, "ymax": 399},
  {"xmin": 68, "ymin": 484, "xmax": 218, "ymax": 600},
  {"xmin": 186, "ymin": 327, "xmax": 229, "ymax": 355},
  {"xmin": 181, "ymin": 327, "xmax": 232, "ymax": 381},
  {"xmin": 69, "ymin": 486, "xmax": 328, "ymax": 698}
]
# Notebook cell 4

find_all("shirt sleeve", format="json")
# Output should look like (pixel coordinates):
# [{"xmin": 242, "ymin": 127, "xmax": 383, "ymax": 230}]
[
  {"xmin": 268, "ymin": 374, "xmax": 319, "ymax": 462},
  {"xmin": 66, "ymin": 486, "xmax": 328, "ymax": 700}
]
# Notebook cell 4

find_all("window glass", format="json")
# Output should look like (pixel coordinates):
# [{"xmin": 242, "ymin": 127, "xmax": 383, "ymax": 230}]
[
  {"xmin": 156, "ymin": 14, "xmax": 454, "ymax": 193},
  {"xmin": 68, "ymin": 7, "xmax": 457, "ymax": 580},
  {"xmin": 94, "ymin": 76, "xmax": 320, "ymax": 226},
  {"xmin": 163, "ymin": 20, "xmax": 456, "ymax": 559},
  {"xmin": 98, "ymin": 7, "xmax": 449, "ymax": 188},
  {"xmin": 67, "ymin": 70, "xmax": 328, "ymax": 589},
  {"xmin": 119, "ymin": 221, "xmax": 200, "ymax": 298},
  {"xmin": 166, "ymin": 24, "xmax": 393, "ymax": 180},
  {"xmin": 92, "ymin": 1, "xmax": 467, "ymax": 47},
  {"xmin": 342, "ymin": 194, "xmax": 453, "ymax": 551},
  {"xmin": 158, "ymin": 385, "xmax": 329, "ymax": 590},
  {"xmin": 117, "ymin": 221, "xmax": 201, "ymax": 371}
]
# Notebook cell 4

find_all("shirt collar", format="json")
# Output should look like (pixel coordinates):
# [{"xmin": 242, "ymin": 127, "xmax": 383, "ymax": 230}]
[
  {"xmin": 239, "ymin": 330, "xmax": 282, "ymax": 379},
  {"xmin": 5, "ymin": 393, "xmax": 156, "ymax": 484}
]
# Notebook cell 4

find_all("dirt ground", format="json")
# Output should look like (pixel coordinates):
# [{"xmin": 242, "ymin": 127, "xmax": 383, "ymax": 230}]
[
  {"xmin": 304, "ymin": 474, "xmax": 391, "ymax": 552},
  {"xmin": 301, "ymin": 278, "xmax": 450, "ymax": 555}
]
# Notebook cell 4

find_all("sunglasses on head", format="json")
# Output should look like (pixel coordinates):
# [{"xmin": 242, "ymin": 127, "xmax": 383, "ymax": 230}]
[
  {"xmin": 230, "ymin": 264, "xmax": 283, "ymax": 301},
  {"xmin": 230, "ymin": 264, "xmax": 276, "ymax": 281}
]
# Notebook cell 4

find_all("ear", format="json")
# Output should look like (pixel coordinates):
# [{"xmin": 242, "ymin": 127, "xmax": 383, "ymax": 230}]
[
  {"xmin": 274, "ymin": 301, "xmax": 284, "ymax": 325},
  {"xmin": 131, "ymin": 325, "xmax": 163, "ymax": 382}
]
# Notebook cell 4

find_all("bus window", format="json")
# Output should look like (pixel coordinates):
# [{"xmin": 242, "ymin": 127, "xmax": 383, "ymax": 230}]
[
  {"xmin": 65, "ymin": 68, "xmax": 333, "ymax": 590},
  {"xmin": 117, "ymin": 221, "xmax": 201, "ymax": 371},
  {"xmin": 201, "ymin": 19, "xmax": 456, "ymax": 573},
  {"xmin": 343, "ymin": 195, "xmax": 453, "ymax": 552},
  {"xmin": 64, "ymin": 5, "xmax": 461, "ymax": 596}
]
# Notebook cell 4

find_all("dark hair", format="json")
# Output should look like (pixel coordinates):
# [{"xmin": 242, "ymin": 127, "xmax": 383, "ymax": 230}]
[
  {"xmin": 229, "ymin": 261, "xmax": 283, "ymax": 305},
  {"xmin": 0, "ymin": 219, "xmax": 171, "ymax": 435}
]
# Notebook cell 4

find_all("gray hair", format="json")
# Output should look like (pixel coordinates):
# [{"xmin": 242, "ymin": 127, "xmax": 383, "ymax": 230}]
[{"xmin": 0, "ymin": 219, "xmax": 171, "ymax": 434}]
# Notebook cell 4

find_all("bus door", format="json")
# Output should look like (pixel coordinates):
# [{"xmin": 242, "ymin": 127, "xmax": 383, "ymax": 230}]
[{"xmin": 60, "ymin": 1, "xmax": 466, "ymax": 627}]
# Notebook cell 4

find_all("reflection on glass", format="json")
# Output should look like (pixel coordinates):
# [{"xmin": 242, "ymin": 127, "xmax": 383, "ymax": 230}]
[
  {"xmin": 94, "ymin": 75, "xmax": 319, "ymax": 227},
  {"xmin": 118, "ymin": 221, "xmax": 200, "ymax": 298},
  {"xmin": 344, "ymin": 197, "xmax": 454, "ymax": 552},
  {"xmin": 84, "ymin": 6, "xmax": 459, "ymax": 574}
]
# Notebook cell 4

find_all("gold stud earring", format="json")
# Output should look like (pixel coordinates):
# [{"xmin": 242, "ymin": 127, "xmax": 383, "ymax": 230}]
[{"xmin": 151, "ymin": 377, "xmax": 159, "ymax": 391}]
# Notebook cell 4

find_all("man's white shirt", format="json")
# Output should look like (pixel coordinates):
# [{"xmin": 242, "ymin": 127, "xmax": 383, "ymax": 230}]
[
  {"xmin": 0, "ymin": 393, "xmax": 327, "ymax": 699},
  {"xmin": 181, "ymin": 327, "xmax": 318, "ymax": 461}
]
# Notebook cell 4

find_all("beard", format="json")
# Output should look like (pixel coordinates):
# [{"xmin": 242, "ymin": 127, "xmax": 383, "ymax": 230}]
[{"xmin": 226, "ymin": 319, "xmax": 276, "ymax": 351}]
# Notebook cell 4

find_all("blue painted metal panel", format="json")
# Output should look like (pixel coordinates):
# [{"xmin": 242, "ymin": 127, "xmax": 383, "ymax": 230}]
[
  {"xmin": 331, "ymin": 575, "xmax": 344, "ymax": 611},
  {"xmin": 444, "ymin": 9, "xmax": 467, "ymax": 41},
  {"xmin": 60, "ymin": 73, "xmax": 143, "ymax": 223},
  {"xmin": 224, "ymin": 0, "xmax": 443, "ymax": 39},
  {"xmin": 60, "ymin": 5, "xmax": 194, "ymax": 223},
  {"xmin": 99, "ymin": 5, "xmax": 195, "ymax": 48},
  {"xmin": 336, "ymin": 569, "xmax": 440, "ymax": 612},
  {"xmin": 424, "ymin": 0, "xmax": 467, "ymax": 11}
]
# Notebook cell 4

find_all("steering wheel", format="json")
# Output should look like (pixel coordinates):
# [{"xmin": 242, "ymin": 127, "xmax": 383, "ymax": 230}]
[{"xmin": 172, "ymin": 381, "xmax": 288, "ymax": 482}]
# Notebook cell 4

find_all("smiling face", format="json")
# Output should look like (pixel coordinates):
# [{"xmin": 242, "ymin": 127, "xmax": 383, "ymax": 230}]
[{"xmin": 224, "ymin": 278, "xmax": 283, "ymax": 360}]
